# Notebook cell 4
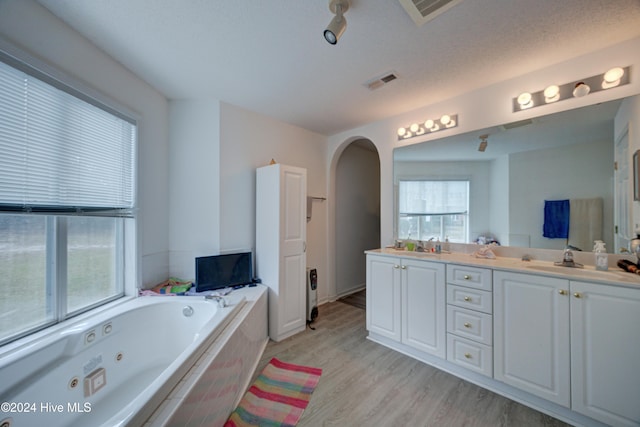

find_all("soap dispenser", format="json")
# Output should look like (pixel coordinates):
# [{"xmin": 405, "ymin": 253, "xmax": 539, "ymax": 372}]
[{"xmin": 593, "ymin": 240, "xmax": 608, "ymax": 271}]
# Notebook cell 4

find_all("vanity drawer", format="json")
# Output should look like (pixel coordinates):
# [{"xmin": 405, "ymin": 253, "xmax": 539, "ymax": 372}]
[
  {"xmin": 446, "ymin": 264, "xmax": 492, "ymax": 291},
  {"xmin": 447, "ymin": 305, "xmax": 492, "ymax": 345},
  {"xmin": 447, "ymin": 284, "xmax": 493, "ymax": 314},
  {"xmin": 447, "ymin": 334, "xmax": 492, "ymax": 377}
]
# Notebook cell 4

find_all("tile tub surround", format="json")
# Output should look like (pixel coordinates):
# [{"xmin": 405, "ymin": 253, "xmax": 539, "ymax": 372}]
[{"xmin": 143, "ymin": 285, "xmax": 268, "ymax": 427}]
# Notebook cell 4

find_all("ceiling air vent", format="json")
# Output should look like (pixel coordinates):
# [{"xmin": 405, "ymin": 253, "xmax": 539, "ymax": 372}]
[
  {"xmin": 364, "ymin": 72, "xmax": 398, "ymax": 91},
  {"xmin": 500, "ymin": 118, "xmax": 533, "ymax": 131},
  {"xmin": 399, "ymin": 0, "xmax": 465, "ymax": 26}
]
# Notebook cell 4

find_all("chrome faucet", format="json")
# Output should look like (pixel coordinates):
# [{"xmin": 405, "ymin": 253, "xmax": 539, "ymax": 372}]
[
  {"xmin": 554, "ymin": 248, "xmax": 583, "ymax": 268},
  {"xmin": 204, "ymin": 294, "xmax": 227, "ymax": 307}
]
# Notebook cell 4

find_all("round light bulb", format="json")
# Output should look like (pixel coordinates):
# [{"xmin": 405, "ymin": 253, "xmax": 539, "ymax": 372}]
[
  {"xmin": 397, "ymin": 127, "xmax": 406, "ymax": 137},
  {"xmin": 425, "ymin": 119, "xmax": 434, "ymax": 129},
  {"xmin": 573, "ymin": 82, "xmax": 590, "ymax": 98},
  {"xmin": 440, "ymin": 114, "xmax": 450, "ymax": 125},
  {"xmin": 517, "ymin": 92, "xmax": 533, "ymax": 109},
  {"xmin": 544, "ymin": 85, "xmax": 560, "ymax": 103},
  {"xmin": 604, "ymin": 67, "xmax": 624, "ymax": 83},
  {"xmin": 602, "ymin": 67, "xmax": 625, "ymax": 89},
  {"xmin": 410, "ymin": 123, "xmax": 419, "ymax": 133}
]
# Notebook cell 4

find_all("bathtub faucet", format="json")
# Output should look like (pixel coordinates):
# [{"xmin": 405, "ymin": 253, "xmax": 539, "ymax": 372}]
[{"xmin": 205, "ymin": 294, "xmax": 227, "ymax": 308}]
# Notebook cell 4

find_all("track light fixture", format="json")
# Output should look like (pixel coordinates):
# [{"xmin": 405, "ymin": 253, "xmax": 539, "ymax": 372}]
[
  {"xmin": 324, "ymin": 0, "xmax": 350, "ymax": 45},
  {"xmin": 478, "ymin": 134, "xmax": 489, "ymax": 152}
]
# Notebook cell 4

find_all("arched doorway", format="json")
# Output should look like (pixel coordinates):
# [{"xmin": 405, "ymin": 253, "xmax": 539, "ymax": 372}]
[{"xmin": 334, "ymin": 139, "xmax": 380, "ymax": 297}]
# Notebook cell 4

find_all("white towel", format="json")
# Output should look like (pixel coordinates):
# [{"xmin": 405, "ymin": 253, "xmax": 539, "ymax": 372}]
[{"xmin": 568, "ymin": 198, "xmax": 603, "ymax": 251}]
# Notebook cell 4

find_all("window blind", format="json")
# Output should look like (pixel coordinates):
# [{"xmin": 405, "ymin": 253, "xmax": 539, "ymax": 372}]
[
  {"xmin": 399, "ymin": 180, "xmax": 469, "ymax": 215},
  {"xmin": 0, "ymin": 56, "xmax": 136, "ymax": 216}
]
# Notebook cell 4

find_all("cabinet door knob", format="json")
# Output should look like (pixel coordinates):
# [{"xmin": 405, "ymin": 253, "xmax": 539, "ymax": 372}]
[
  {"xmin": 463, "ymin": 296, "xmax": 471, "ymax": 302},
  {"xmin": 558, "ymin": 289, "xmax": 567, "ymax": 295},
  {"xmin": 394, "ymin": 265, "xmax": 400, "ymax": 269},
  {"xmin": 401, "ymin": 265, "xmax": 407, "ymax": 269},
  {"xmin": 573, "ymin": 292, "xmax": 582, "ymax": 298},
  {"xmin": 464, "ymin": 353, "xmax": 472, "ymax": 359},
  {"xmin": 464, "ymin": 322, "xmax": 472, "ymax": 328},
  {"xmin": 463, "ymin": 275, "xmax": 471, "ymax": 280}
]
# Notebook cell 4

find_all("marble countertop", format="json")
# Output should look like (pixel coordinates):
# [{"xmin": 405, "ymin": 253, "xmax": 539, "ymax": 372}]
[{"xmin": 366, "ymin": 247, "xmax": 640, "ymax": 288}]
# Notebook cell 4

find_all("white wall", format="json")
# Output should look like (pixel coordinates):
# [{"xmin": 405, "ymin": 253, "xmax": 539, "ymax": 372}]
[
  {"xmin": 0, "ymin": 0, "xmax": 171, "ymax": 287},
  {"xmin": 335, "ymin": 141, "xmax": 380, "ymax": 297},
  {"xmin": 219, "ymin": 103, "xmax": 328, "ymax": 301},
  {"xmin": 509, "ymin": 139, "xmax": 614, "ymax": 250},
  {"xmin": 169, "ymin": 100, "xmax": 221, "ymax": 279},
  {"xmin": 169, "ymin": 101, "xmax": 330, "ymax": 301},
  {"xmin": 490, "ymin": 156, "xmax": 510, "ymax": 245},
  {"xmin": 394, "ymin": 161, "xmax": 491, "ymax": 242}
]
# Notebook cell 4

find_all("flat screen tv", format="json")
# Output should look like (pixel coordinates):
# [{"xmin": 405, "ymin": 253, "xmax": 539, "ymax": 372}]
[{"xmin": 195, "ymin": 251, "xmax": 253, "ymax": 292}]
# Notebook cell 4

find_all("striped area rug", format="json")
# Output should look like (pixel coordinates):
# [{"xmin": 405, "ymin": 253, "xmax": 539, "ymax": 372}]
[{"xmin": 225, "ymin": 358, "xmax": 322, "ymax": 427}]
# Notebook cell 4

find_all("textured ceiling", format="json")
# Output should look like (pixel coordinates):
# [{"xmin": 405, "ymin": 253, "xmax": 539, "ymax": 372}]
[{"xmin": 37, "ymin": 0, "xmax": 640, "ymax": 136}]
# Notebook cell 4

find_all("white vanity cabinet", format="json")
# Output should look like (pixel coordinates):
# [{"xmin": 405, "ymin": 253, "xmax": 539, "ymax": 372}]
[
  {"xmin": 493, "ymin": 271, "xmax": 571, "ymax": 407},
  {"xmin": 366, "ymin": 249, "xmax": 640, "ymax": 426},
  {"xmin": 494, "ymin": 271, "xmax": 640, "ymax": 426},
  {"xmin": 366, "ymin": 254, "xmax": 401, "ymax": 341},
  {"xmin": 446, "ymin": 264, "xmax": 493, "ymax": 377},
  {"xmin": 366, "ymin": 254, "xmax": 446, "ymax": 358},
  {"xmin": 570, "ymin": 280, "xmax": 640, "ymax": 427},
  {"xmin": 402, "ymin": 257, "xmax": 446, "ymax": 357}
]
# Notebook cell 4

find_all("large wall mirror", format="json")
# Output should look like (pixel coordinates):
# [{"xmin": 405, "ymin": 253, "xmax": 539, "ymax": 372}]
[{"xmin": 393, "ymin": 99, "xmax": 626, "ymax": 253}]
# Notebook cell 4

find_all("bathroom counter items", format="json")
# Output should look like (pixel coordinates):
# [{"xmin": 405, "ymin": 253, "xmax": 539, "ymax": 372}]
[{"xmin": 367, "ymin": 247, "xmax": 640, "ymax": 288}]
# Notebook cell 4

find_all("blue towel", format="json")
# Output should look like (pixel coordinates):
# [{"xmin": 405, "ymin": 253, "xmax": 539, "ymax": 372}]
[{"xmin": 543, "ymin": 200, "xmax": 570, "ymax": 239}]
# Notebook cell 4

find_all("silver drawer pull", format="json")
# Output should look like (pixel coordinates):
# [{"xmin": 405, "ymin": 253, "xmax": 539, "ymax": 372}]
[
  {"xmin": 464, "ymin": 322, "xmax": 472, "ymax": 328},
  {"xmin": 463, "ymin": 275, "xmax": 471, "ymax": 280},
  {"xmin": 463, "ymin": 296, "xmax": 471, "ymax": 302},
  {"xmin": 464, "ymin": 353, "xmax": 472, "ymax": 359}
]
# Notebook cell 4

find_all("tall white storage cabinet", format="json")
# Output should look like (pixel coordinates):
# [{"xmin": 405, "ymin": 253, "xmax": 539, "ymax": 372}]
[{"xmin": 256, "ymin": 164, "xmax": 307, "ymax": 342}]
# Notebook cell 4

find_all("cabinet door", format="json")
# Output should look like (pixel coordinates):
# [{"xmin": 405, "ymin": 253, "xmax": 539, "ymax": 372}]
[
  {"xmin": 280, "ymin": 166, "xmax": 307, "ymax": 335},
  {"xmin": 493, "ymin": 271, "xmax": 570, "ymax": 407},
  {"xmin": 366, "ymin": 255, "xmax": 401, "ymax": 341},
  {"xmin": 571, "ymin": 281, "xmax": 640, "ymax": 426},
  {"xmin": 402, "ymin": 258, "xmax": 446, "ymax": 358}
]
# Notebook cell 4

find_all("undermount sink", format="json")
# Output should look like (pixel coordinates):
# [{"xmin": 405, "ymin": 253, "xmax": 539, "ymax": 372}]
[{"xmin": 526, "ymin": 264, "xmax": 630, "ymax": 280}]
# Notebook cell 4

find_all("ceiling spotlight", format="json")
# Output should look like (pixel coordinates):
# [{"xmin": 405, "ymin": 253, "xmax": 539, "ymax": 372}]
[
  {"xmin": 478, "ymin": 134, "xmax": 489, "ymax": 152},
  {"xmin": 324, "ymin": 0, "xmax": 350, "ymax": 45}
]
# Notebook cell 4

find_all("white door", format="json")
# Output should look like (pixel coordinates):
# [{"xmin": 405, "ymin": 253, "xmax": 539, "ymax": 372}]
[
  {"xmin": 570, "ymin": 281, "xmax": 640, "ymax": 426},
  {"xmin": 402, "ymin": 258, "xmax": 446, "ymax": 357},
  {"xmin": 280, "ymin": 166, "xmax": 307, "ymax": 333},
  {"xmin": 493, "ymin": 271, "xmax": 570, "ymax": 407},
  {"xmin": 615, "ymin": 129, "xmax": 631, "ymax": 253},
  {"xmin": 366, "ymin": 255, "xmax": 401, "ymax": 341}
]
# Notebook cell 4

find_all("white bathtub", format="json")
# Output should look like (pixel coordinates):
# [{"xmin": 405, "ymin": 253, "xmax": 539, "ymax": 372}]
[{"xmin": 0, "ymin": 287, "xmax": 265, "ymax": 427}]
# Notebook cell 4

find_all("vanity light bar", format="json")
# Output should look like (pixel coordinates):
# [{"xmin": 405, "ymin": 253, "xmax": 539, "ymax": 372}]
[
  {"xmin": 513, "ymin": 66, "xmax": 630, "ymax": 113},
  {"xmin": 397, "ymin": 114, "xmax": 458, "ymax": 141}
]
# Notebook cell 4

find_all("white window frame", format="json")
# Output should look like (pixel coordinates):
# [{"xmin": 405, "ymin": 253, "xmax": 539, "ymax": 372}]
[
  {"xmin": 396, "ymin": 179, "xmax": 470, "ymax": 243},
  {"xmin": 0, "ymin": 39, "xmax": 139, "ymax": 347}
]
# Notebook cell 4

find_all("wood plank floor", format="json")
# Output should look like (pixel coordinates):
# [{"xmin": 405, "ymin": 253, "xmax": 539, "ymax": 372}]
[{"xmin": 255, "ymin": 300, "xmax": 570, "ymax": 427}]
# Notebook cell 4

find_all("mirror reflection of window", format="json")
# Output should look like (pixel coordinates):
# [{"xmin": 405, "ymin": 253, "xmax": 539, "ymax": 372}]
[{"xmin": 398, "ymin": 180, "xmax": 469, "ymax": 242}]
